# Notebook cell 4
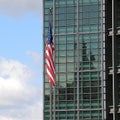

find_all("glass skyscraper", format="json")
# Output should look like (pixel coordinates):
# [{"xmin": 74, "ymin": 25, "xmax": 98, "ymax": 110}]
[{"xmin": 43, "ymin": 0, "xmax": 120, "ymax": 120}]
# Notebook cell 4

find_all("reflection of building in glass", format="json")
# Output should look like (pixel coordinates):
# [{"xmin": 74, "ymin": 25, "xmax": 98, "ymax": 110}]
[{"xmin": 43, "ymin": 0, "xmax": 120, "ymax": 120}]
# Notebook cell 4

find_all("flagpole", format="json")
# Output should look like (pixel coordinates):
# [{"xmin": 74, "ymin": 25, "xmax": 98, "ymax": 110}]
[
  {"xmin": 49, "ymin": 8, "xmax": 53, "ymax": 120},
  {"xmin": 112, "ymin": 0, "xmax": 118, "ymax": 120},
  {"xmin": 52, "ymin": 2, "xmax": 56, "ymax": 119},
  {"xmin": 50, "ymin": 84, "xmax": 52, "ymax": 120}
]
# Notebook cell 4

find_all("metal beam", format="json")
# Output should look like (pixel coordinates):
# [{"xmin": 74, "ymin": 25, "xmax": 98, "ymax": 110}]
[{"xmin": 112, "ymin": 0, "xmax": 118, "ymax": 119}]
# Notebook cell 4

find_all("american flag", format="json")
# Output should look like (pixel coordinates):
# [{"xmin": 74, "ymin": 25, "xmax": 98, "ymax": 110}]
[{"xmin": 45, "ymin": 22, "xmax": 56, "ymax": 86}]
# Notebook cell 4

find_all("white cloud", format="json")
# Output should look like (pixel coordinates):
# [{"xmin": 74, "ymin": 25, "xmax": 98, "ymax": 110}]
[
  {"xmin": 27, "ymin": 51, "xmax": 42, "ymax": 66},
  {"xmin": 0, "ymin": 117, "xmax": 12, "ymax": 120},
  {"xmin": 0, "ymin": 102, "xmax": 43, "ymax": 120},
  {"xmin": 0, "ymin": 58, "xmax": 33, "ymax": 81},
  {"xmin": 0, "ymin": 0, "xmax": 42, "ymax": 17},
  {"xmin": 0, "ymin": 58, "xmax": 43, "ymax": 120}
]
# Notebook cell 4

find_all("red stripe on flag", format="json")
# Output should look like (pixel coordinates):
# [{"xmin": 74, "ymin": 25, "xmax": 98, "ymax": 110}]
[
  {"xmin": 45, "ymin": 43, "xmax": 56, "ymax": 86},
  {"xmin": 46, "ymin": 64, "xmax": 55, "ymax": 80},
  {"xmin": 46, "ymin": 45, "xmax": 55, "ymax": 67},
  {"xmin": 46, "ymin": 72, "xmax": 55, "ymax": 86}
]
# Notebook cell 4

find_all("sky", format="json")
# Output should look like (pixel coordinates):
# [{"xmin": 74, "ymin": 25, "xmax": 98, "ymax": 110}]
[{"xmin": 0, "ymin": 0, "xmax": 43, "ymax": 120}]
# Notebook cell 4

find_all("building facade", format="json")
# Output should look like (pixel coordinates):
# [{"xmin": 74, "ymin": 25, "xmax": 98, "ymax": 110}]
[{"xmin": 43, "ymin": 0, "xmax": 120, "ymax": 120}]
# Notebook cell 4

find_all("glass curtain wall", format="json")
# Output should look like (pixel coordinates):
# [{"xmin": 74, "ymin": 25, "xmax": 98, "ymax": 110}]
[
  {"xmin": 43, "ymin": 0, "xmax": 106, "ymax": 120},
  {"xmin": 116, "ymin": 0, "xmax": 120, "ymax": 106}
]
